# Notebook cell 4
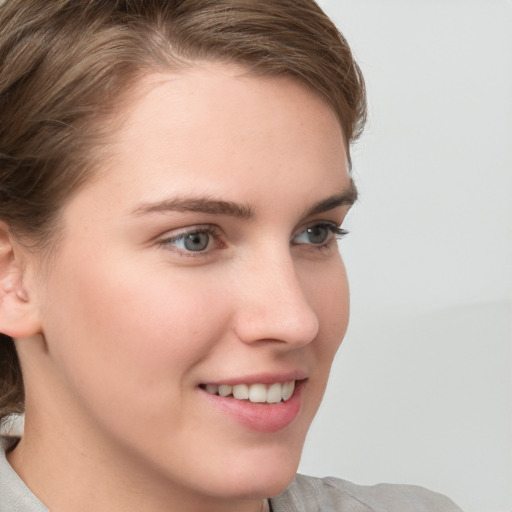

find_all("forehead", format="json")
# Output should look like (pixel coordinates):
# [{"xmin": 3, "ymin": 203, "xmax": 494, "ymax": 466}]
[
  {"xmin": 112, "ymin": 64, "xmax": 345, "ymax": 172},
  {"xmin": 74, "ymin": 62, "xmax": 350, "ymax": 225},
  {"xmin": 123, "ymin": 63, "xmax": 342, "ymax": 140}
]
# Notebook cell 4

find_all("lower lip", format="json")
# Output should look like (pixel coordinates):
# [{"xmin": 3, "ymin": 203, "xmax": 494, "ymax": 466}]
[{"xmin": 198, "ymin": 381, "xmax": 304, "ymax": 433}]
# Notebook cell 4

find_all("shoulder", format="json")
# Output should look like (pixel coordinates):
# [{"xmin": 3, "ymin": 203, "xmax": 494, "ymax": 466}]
[
  {"xmin": 0, "ymin": 436, "xmax": 49, "ymax": 512},
  {"xmin": 270, "ymin": 474, "xmax": 463, "ymax": 512}
]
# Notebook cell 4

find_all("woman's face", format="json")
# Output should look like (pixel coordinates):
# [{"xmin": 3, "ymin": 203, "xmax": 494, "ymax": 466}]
[{"xmin": 28, "ymin": 63, "xmax": 354, "ymax": 503}]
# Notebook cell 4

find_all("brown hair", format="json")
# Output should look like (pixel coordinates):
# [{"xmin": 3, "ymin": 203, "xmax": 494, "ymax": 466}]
[{"xmin": 0, "ymin": 0, "xmax": 366, "ymax": 425}]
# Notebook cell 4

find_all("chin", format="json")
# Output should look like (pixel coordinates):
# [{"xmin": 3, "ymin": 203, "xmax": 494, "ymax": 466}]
[{"xmin": 201, "ymin": 435, "xmax": 306, "ymax": 500}]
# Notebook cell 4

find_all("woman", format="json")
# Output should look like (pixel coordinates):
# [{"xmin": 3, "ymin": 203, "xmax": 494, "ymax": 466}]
[{"xmin": 0, "ymin": 1, "xmax": 462, "ymax": 511}]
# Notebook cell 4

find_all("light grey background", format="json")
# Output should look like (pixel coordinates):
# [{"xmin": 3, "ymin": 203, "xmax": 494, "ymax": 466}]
[{"xmin": 298, "ymin": 2, "xmax": 512, "ymax": 512}]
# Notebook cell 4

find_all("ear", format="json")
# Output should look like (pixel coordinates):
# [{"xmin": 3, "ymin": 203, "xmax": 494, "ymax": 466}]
[{"xmin": 0, "ymin": 222, "xmax": 42, "ymax": 339}]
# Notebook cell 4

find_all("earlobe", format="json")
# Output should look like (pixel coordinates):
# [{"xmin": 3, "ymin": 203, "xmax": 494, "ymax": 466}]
[{"xmin": 0, "ymin": 223, "xmax": 42, "ymax": 339}]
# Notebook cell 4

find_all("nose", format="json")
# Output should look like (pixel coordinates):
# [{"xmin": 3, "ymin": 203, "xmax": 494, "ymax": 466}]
[{"xmin": 231, "ymin": 251, "xmax": 320, "ymax": 348}]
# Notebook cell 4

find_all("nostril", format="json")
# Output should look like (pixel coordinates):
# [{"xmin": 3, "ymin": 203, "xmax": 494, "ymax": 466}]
[
  {"xmin": 232, "ymin": 302, "xmax": 319, "ymax": 347},
  {"xmin": 231, "ymin": 257, "xmax": 320, "ymax": 346}
]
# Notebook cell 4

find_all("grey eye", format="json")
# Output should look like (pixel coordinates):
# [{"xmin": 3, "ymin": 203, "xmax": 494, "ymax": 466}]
[
  {"xmin": 160, "ymin": 225, "xmax": 222, "ymax": 255},
  {"xmin": 306, "ymin": 225, "xmax": 330, "ymax": 244},
  {"xmin": 294, "ymin": 225, "xmax": 331, "ymax": 245},
  {"xmin": 293, "ymin": 223, "xmax": 347, "ymax": 246},
  {"xmin": 181, "ymin": 232, "xmax": 210, "ymax": 252}
]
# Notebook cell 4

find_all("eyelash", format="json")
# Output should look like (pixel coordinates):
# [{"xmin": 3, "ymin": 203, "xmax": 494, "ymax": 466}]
[
  {"xmin": 292, "ymin": 223, "xmax": 348, "ymax": 246},
  {"xmin": 157, "ymin": 225, "xmax": 222, "ymax": 256},
  {"xmin": 157, "ymin": 222, "xmax": 348, "ymax": 257}
]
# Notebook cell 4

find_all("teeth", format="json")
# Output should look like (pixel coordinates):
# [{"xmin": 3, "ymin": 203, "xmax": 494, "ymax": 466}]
[
  {"xmin": 266, "ymin": 383, "xmax": 282, "ymax": 403},
  {"xmin": 206, "ymin": 384, "xmax": 219, "ymax": 395},
  {"xmin": 232, "ymin": 384, "xmax": 249, "ymax": 400},
  {"xmin": 218, "ymin": 384, "xmax": 232, "ymax": 397},
  {"xmin": 282, "ymin": 381, "xmax": 295, "ymax": 401},
  {"xmin": 203, "ymin": 381, "xmax": 296, "ymax": 403},
  {"xmin": 248, "ymin": 383, "xmax": 267, "ymax": 403}
]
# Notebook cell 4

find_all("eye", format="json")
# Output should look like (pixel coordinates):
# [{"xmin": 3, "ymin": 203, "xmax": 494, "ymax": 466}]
[
  {"xmin": 158, "ymin": 226, "xmax": 221, "ymax": 254},
  {"xmin": 293, "ymin": 222, "xmax": 348, "ymax": 246},
  {"xmin": 176, "ymin": 232, "xmax": 210, "ymax": 251}
]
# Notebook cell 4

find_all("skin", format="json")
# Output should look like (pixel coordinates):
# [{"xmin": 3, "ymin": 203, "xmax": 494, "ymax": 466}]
[{"xmin": 8, "ymin": 62, "xmax": 355, "ymax": 512}]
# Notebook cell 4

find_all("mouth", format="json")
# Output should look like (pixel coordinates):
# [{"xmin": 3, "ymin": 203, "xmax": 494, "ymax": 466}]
[
  {"xmin": 198, "ymin": 378, "xmax": 306, "ymax": 432},
  {"xmin": 200, "ymin": 381, "xmax": 296, "ymax": 404}
]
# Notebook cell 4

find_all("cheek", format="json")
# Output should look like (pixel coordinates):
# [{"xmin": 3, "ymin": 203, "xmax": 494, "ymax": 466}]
[
  {"xmin": 290, "ymin": 256, "xmax": 348, "ymax": 429},
  {"xmin": 39, "ymin": 255, "xmax": 230, "ymax": 418},
  {"xmin": 310, "ymin": 254, "xmax": 349, "ymax": 331},
  {"xmin": 306, "ymin": 256, "xmax": 349, "ymax": 371}
]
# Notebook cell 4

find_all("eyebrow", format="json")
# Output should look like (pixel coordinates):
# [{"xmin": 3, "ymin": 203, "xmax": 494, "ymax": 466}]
[
  {"xmin": 132, "ymin": 178, "xmax": 358, "ymax": 219},
  {"xmin": 304, "ymin": 178, "xmax": 358, "ymax": 217},
  {"xmin": 133, "ymin": 195, "xmax": 254, "ymax": 219}
]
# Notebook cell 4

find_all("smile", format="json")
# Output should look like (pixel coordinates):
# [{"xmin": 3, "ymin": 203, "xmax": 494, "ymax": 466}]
[{"xmin": 201, "ymin": 381, "xmax": 296, "ymax": 404}]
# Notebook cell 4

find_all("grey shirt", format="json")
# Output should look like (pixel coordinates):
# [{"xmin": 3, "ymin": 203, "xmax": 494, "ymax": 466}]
[{"xmin": 1, "ymin": 436, "xmax": 463, "ymax": 512}]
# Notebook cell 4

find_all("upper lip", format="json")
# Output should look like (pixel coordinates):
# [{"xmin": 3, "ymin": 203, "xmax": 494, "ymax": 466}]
[{"xmin": 200, "ymin": 370, "xmax": 308, "ymax": 387}]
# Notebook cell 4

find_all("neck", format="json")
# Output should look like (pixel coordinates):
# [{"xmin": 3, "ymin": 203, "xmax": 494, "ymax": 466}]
[{"xmin": 9, "ymin": 412, "xmax": 267, "ymax": 512}]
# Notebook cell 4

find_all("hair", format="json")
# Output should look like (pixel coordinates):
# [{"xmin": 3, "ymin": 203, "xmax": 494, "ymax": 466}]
[{"xmin": 0, "ymin": 0, "xmax": 366, "ymax": 426}]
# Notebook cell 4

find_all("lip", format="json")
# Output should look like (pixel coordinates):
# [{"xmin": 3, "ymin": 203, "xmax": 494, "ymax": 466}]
[
  {"xmin": 198, "ymin": 378, "xmax": 306, "ymax": 433},
  {"xmin": 200, "ymin": 370, "xmax": 308, "ymax": 387}
]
